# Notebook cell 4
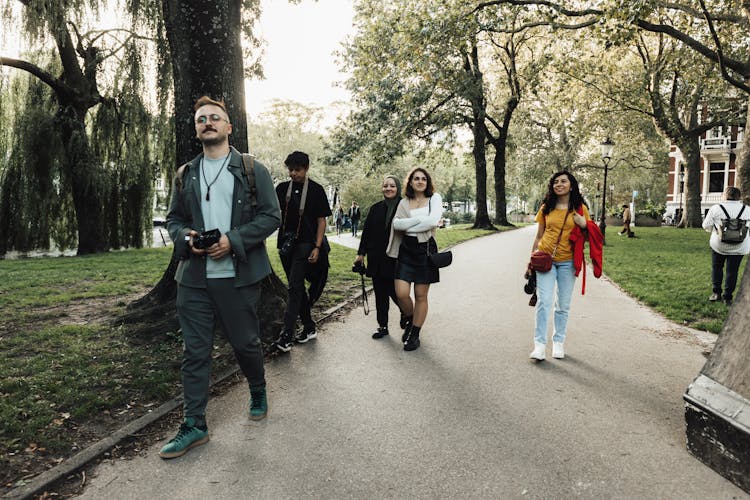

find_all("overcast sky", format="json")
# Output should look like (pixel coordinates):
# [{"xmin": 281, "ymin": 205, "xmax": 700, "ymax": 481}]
[{"xmin": 246, "ymin": 0, "xmax": 355, "ymax": 127}]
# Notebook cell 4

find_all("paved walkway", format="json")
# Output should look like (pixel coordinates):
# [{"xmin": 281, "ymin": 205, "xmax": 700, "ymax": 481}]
[
  {"xmin": 326, "ymin": 231, "xmax": 361, "ymax": 250},
  {"xmin": 78, "ymin": 227, "xmax": 746, "ymax": 499}
]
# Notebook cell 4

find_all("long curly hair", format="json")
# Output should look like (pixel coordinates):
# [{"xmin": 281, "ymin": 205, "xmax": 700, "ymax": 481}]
[{"xmin": 541, "ymin": 171, "xmax": 587, "ymax": 215}]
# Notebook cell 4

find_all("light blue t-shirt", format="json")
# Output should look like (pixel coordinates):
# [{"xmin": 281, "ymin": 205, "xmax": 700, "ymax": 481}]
[{"xmin": 199, "ymin": 154, "xmax": 235, "ymax": 278}]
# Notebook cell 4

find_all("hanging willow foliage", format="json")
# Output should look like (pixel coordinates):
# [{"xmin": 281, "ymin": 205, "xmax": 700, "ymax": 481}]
[
  {"xmin": 0, "ymin": 65, "xmax": 77, "ymax": 254},
  {"xmin": 0, "ymin": 1, "xmax": 178, "ymax": 254},
  {"xmin": 91, "ymin": 42, "xmax": 158, "ymax": 249}
]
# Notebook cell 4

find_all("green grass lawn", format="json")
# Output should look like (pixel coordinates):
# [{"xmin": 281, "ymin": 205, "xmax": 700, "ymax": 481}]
[
  {"xmin": 601, "ymin": 225, "xmax": 742, "ymax": 333},
  {"xmin": 0, "ymin": 223, "xmax": 498, "ymax": 488}
]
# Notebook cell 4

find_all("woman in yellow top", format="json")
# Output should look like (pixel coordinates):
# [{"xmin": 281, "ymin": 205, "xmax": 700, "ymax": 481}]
[{"xmin": 530, "ymin": 171, "xmax": 590, "ymax": 361}]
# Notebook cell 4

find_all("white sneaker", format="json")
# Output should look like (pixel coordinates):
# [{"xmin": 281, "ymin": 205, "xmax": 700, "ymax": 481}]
[
  {"xmin": 552, "ymin": 342, "xmax": 565, "ymax": 359},
  {"xmin": 529, "ymin": 343, "xmax": 546, "ymax": 361}
]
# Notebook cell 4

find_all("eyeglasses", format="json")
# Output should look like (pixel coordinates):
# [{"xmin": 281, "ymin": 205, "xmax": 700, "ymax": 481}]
[
  {"xmin": 195, "ymin": 113, "xmax": 228, "ymax": 125},
  {"xmin": 412, "ymin": 176, "xmax": 427, "ymax": 181}
]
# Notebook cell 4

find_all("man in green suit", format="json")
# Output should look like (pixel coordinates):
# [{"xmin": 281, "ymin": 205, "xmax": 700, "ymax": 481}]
[{"xmin": 161, "ymin": 96, "xmax": 281, "ymax": 459}]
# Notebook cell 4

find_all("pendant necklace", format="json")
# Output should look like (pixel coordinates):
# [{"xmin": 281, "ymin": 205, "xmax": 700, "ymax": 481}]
[{"xmin": 201, "ymin": 153, "xmax": 230, "ymax": 201}]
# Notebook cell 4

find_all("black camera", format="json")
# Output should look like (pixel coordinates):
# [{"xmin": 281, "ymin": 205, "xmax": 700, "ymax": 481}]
[
  {"xmin": 278, "ymin": 231, "xmax": 298, "ymax": 258},
  {"xmin": 523, "ymin": 269, "xmax": 537, "ymax": 295},
  {"xmin": 352, "ymin": 261, "xmax": 367, "ymax": 275},
  {"xmin": 192, "ymin": 228, "xmax": 221, "ymax": 249},
  {"xmin": 524, "ymin": 269, "xmax": 538, "ymax": 307}
]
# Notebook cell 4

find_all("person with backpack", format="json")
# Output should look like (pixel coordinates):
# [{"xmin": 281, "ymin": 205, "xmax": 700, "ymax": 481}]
[
  {"xmin": 162, "ymin": 96, "xmax": 281, "ymax": 458},
  {"xmin": 701, "ymin": 186, "xmax": 750, "ymax": 305}
]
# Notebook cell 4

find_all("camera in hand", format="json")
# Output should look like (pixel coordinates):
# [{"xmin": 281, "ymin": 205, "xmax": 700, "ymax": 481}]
[
  {"xmin": 278, "ymin": 231, "xmax": 298, "ymax": 258},
  {"xmin": 352, "ymin": 261, "xmax": 367, "ymax": 275},
  {"xmin": 192, "ymin": 228, "xmax": 221, "ymax": 249},
  {"xmin": 523, "ymin": 269, "xmax": 537, "ymax": 295}
]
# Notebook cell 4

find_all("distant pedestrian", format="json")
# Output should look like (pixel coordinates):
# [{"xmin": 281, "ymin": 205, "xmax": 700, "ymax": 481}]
[
  {"xmin": 618, "ymin": 204, "xmax": 632, "ymax": 237},
  {"xmin": 529, "ymin": 171, "xmax": 591, "ymax": 361},
  {"xmin": 701, "ymin": 186, "xmax": 750, "ymax": 305},
  {"xmin": 354, "ymin": 175, "xmax": 404, "ymax": 339},
  {"xmin": 334, "ymin": 205, "xmax": 344, "ymax": 236},
  {"xmin": 162, "ymin": 96, "xmax": 281, "ymax": 458},
  {"xmin": 272, "ymin": 151, "xmax": 332, "ymax": 353},
  {"xmin": 349, "ymin": 201, "xmax": 361, "ymax": 237},
  {"xmin": 387, "ymin": 167, "xmax": 443, "ymax": 351}
]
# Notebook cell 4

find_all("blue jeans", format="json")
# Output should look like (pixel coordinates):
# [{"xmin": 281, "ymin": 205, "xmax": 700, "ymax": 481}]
[{"xmin": 534, "ymin": 260, "xmax": 576, "ymax": 345}]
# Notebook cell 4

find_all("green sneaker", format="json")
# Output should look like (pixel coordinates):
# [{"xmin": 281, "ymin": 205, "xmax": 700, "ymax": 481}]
[
  {"xmin": 249, "ymin": 388, "xmax": 268, "ymax": 420},
  {"xmin": 159, "ymin": 417, "xmax": 209, "ymax": 459}
]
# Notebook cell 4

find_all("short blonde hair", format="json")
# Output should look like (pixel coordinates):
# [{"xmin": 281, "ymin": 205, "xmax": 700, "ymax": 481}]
[{"xmin": 194, "ymin": 96, "xmax": 228, "ymax": 118}]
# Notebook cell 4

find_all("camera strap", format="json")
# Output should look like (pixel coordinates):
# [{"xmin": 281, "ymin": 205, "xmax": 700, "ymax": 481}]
[
  {"xmin": 282, "ymin": 176, "xmax": 309, "ymax": 238},
  {"xmin": 360, "ymin": 273, "xmax": 369, "ymax": 315}
]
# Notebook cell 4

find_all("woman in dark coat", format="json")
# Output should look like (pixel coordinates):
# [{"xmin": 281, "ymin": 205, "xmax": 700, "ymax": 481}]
[{"xmin": 354, "ymin": 175, "xmax": 403, "ymax": 339}]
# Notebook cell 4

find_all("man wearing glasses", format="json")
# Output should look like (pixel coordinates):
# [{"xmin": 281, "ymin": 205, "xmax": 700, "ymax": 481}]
[{"xmin": 162, "ymin": 96, "xmax": 281, "ymax": 458}]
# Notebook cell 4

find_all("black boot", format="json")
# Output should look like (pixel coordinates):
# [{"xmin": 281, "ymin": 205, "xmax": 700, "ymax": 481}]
[
  {"xmin": 399, "ymin": 312, "xmax": 409, "ymax": 330},
  {"xmin": 372, "ymin": 326, "xmax": 389, "ymax": 339},
  {"xmin": 404, "ymin": 326, "xmax": 421, "ymax": 351},
  {"xmin": 401, "ymin": 316, "xmax": 413, "ymax": 342}
]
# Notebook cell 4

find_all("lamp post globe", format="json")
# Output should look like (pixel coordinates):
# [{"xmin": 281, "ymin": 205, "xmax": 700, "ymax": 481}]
[{"xmin": 599, "ymin": 138, "xmax": 614, "ymax": 242}]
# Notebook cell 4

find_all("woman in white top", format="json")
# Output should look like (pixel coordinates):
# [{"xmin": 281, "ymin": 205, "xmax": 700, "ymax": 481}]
[
  {"xmin": 386, "ymin": 167, "xmax": 443, "ymax": 351},
  {"xmin": 701, "ymin": 186, "xmax": 750, "ymax": 305}
]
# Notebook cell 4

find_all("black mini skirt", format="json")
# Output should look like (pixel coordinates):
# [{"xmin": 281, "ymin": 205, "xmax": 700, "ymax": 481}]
[{"xmin": 395, "ymin": 236, "xmax": 439, "ymax": 284}]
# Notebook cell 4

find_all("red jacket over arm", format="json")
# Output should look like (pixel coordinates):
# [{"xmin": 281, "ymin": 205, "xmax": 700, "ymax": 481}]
[{"xmin": 569, "ymin": 207, "xmax": 603, "ymax": 294}]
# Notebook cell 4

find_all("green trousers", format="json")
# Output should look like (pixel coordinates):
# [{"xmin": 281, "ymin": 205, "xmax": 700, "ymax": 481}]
[{"xmin": 176, "ymin": 279, "xmax": 265, "ymax": 420}]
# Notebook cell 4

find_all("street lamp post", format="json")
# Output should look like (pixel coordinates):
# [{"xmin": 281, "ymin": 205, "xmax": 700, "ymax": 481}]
[
  {"xmin": 678, "ymin": 170, "xmax": 685, "ymax": 225},
  {"xmin": 599, "ymin": 138, "xmax": 614, "ymax": 243}
]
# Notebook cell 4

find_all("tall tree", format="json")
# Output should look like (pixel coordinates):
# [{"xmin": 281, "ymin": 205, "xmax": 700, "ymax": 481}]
[
  {"xmin": 331, "ymin": 0, "xmax": 499, "ymax": 228},
  {"xmin": 0, "ymin": 1, "xmax": 157, "ymax": 254}
]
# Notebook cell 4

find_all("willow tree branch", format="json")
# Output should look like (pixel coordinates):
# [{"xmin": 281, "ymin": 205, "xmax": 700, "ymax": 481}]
[{"xmin": 0, "ymin": 56, "xmax": 64, "ymax": 92}]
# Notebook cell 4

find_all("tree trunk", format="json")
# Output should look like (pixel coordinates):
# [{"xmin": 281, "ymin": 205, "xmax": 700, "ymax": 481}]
[
  {"xmin": 464, "ymin": 43, "xmax": 494, "ymax": 230},
  {"xmin": 56, "ymin": 104, "xmax": 107, "ymax": 254},
  {"xmin": 470, "ymin": 120, "xmax": 493, "ymax": 229},
  {"xmin": 489, "ymin": 96, "xmax": 518, "ymax": 227},
  {"xmin": 121, "ymin": 0, "xmax": 287, "ymax": 343},
  {"xmin": 737, "ymin": 97, "xmax": 750, "ymax": 205},
  {"xmin": 675, "ymin": 137, "xmax": 703, "ymax": 228},
  {"xmin": 163, "ymin": 0, "xmax": 248, "ymax": 160},
  {"xmin": 491, "ymin": 144, "xmax": 510, "ymax": 226}
]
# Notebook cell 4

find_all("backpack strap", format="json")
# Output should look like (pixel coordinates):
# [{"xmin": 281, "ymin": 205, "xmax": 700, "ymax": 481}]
[
  {"xmin": 241, "ymin": 153, "xmax": 257, "ymax": 208},
  {"xmin": 738, "ymin": 205, "xmax": 746, "ymax": 219},
  {"xmin": 175, "ymin": 163, "xmax": 189, "ymax": 192},
  {"xmin": 719, "ymin": 204, "xmax": 731, "ymax": 219}
]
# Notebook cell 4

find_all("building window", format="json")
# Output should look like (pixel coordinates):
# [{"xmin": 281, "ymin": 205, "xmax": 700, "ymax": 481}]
[{"xmin": 709, "ymin": 162, "xmax": 725, "ymax": 193}]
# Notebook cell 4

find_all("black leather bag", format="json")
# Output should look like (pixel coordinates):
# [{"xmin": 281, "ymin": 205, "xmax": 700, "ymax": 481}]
[{"xmin": 428, "ymin": 249, "xmax": 453, "ymax": 268}]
